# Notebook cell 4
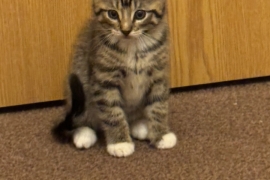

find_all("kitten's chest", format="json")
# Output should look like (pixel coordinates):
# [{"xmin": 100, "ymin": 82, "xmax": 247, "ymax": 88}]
[
  {"xmin": 119, "ymin": 51, "xmax": 153, "ymax": 107},
  {"xmin": 121, "ymin": 71, "xmax": 149, "ymax": 108}
]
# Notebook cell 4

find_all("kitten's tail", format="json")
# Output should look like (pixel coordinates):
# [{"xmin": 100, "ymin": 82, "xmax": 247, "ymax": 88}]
[{"xmin": 51, "ymin": 74, "xmax": 86, "ymax": 143}]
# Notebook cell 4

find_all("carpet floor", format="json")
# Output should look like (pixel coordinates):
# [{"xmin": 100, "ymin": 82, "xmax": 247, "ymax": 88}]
[{"xmin": 1, "ymin": 80, "xmax": 270, "ymax": 180}]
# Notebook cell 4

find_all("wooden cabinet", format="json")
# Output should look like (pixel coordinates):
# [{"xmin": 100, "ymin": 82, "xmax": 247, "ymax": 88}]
[
  {"xmin": 0, "ymin": 0, "xmax": 91, "ymax": 107},
  {"xmin": 1, "ymin": 0, "xmax": 270, "ymax": 107},
  {"xmin": 168, "ymin": 0, "xmax": 270, "ymax": 87}
]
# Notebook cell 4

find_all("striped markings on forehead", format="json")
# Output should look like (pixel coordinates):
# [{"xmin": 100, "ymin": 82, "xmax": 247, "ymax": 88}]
[{"xmin": 120, "ymin": 0, "xmax": 132, "ymax": 7}]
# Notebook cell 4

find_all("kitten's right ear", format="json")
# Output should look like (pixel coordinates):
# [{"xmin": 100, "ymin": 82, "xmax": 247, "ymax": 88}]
[{"xmin": 92, "ymin": 0, "xmax": 106, "ymax": 16}]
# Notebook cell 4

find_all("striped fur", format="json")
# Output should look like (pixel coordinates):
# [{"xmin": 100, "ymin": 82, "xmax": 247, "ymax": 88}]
[{"xmin": 52, "ymin": 0, "xmax": 175, "ymax": 156}]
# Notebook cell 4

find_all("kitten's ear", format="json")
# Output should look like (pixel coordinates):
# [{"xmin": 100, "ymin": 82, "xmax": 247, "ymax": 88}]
[
  {"xmin": 149, "ymin": 0, "xmax": 166, "ymax": 16},
  {"xmin": 92, "ymin": 0, "xmax": 106, "ymax": 15}
]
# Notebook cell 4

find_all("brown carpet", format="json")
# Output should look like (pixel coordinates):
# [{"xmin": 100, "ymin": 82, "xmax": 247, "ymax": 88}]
[{"xmin": 1, "ymin": 80, "xmax": 270, "ymax": 180}]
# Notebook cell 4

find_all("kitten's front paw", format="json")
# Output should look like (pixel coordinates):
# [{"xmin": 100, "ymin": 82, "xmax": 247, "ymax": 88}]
[
  {"xmin": 107, "ymin": 142, "xmax": 135, "ymax": 157},
  {"xmin": 73, "ymin": 127, "xmax": 97, "ymax": 149},
  {"xmin": 156, "ymin": 132, "xmax": 177, "ymax": 149}
]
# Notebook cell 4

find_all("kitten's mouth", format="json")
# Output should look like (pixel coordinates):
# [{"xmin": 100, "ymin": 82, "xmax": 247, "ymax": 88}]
[
  {"xmin": 123, "ymin": 36, "xmax": 131, "ymax": 39},
  {"xmin": 121, "ymin": 35, "xmax": 134, "ymax": 41}
]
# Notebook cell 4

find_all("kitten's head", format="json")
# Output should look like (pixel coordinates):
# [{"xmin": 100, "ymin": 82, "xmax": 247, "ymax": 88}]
[{"xmin": 92, "ymin": 0, "xmax": 167, "ymax": 51}]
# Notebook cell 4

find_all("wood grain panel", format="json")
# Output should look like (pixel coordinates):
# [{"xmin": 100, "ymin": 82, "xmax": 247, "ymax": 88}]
[
  {"xmin": 168, "ymin": 0, "xmax": 270, "ymax": 87},
  {"xmin": 0, "ymin": 0, "xmax": 91, "ymax": 107},
  {"xmin": 1, "ymin": 0, "xmax": 270, "ymax": 107}
]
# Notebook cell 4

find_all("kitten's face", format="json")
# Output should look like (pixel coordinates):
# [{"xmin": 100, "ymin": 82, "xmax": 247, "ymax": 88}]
[{"xmin": 93, "ymin": 0, "xmax": 166, "ymax": 49}]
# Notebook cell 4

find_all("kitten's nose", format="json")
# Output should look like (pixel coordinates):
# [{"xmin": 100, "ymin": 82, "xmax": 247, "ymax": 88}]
[{"xmin": 121, "ymin": 30, "xmax": 131, "ymax": 37}]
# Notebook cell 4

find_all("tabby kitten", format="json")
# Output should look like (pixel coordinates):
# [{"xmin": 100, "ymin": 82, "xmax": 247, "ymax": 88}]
[{"xmin": 52, "ymin": 0, "xmax": 177, "ymax": 157}]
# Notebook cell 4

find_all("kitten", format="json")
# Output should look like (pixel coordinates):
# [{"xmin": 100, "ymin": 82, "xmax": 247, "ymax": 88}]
[{"xmin": 52, "ymin": 0, "xmax": 177, "ymax": 157}]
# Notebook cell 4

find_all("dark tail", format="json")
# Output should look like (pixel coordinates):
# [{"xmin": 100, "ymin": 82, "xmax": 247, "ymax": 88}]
[{"xmin": 51, "ymin": 74, "xmax": 86, "ymax": 143}]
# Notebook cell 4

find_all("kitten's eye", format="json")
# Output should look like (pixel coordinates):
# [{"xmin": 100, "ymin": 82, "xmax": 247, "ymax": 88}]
[
  {"xmin": 108, "ymin": 10, "xmax": 119, "ymax": 20},
  {"xmin": 134, "ymin": 10, "xmax": 146, "ymax": 20}
]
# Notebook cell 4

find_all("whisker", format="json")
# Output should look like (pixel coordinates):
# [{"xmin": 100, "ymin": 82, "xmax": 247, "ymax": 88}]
[
  {"xmin": 138, "ymin": 36, "xmax": 148, "ymax": 51},
  {"xmin": 142, "ymin": 33, "xmax": 162, "ymax": 43},
  {"xmin": 85, "ymin": 33, "xmax": 112, "ymax": 54}
]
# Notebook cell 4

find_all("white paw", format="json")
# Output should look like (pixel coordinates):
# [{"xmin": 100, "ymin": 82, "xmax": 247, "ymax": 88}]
[
  {"xmin": 107, "ymin": 142, "xmax": 135, "ymax": 157},
  {"xmin": 73, "ymin": 127, "xmax": 97, "ymax": 149},
  {"xmin": 131, "ymin": 122, "xmax": 148, "ymax": 140},
  {"xmin": 156, "ymin": 132, "xmax": 177, "ymax": 149}
]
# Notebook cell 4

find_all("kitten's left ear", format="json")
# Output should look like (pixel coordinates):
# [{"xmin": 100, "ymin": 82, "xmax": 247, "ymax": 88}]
[{"xmin": 149, "ymin": 0, "xmax": 166, "ymax": 16}]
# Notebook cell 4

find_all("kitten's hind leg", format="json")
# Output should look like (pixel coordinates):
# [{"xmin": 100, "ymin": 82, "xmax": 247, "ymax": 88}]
[
  {"xmin": 73, "ymin": 127, "xmax": 97, "ymax": 149},
  {"xmin": 131, "ymin": 120, "xmax": 148, "ymax": 140}
]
